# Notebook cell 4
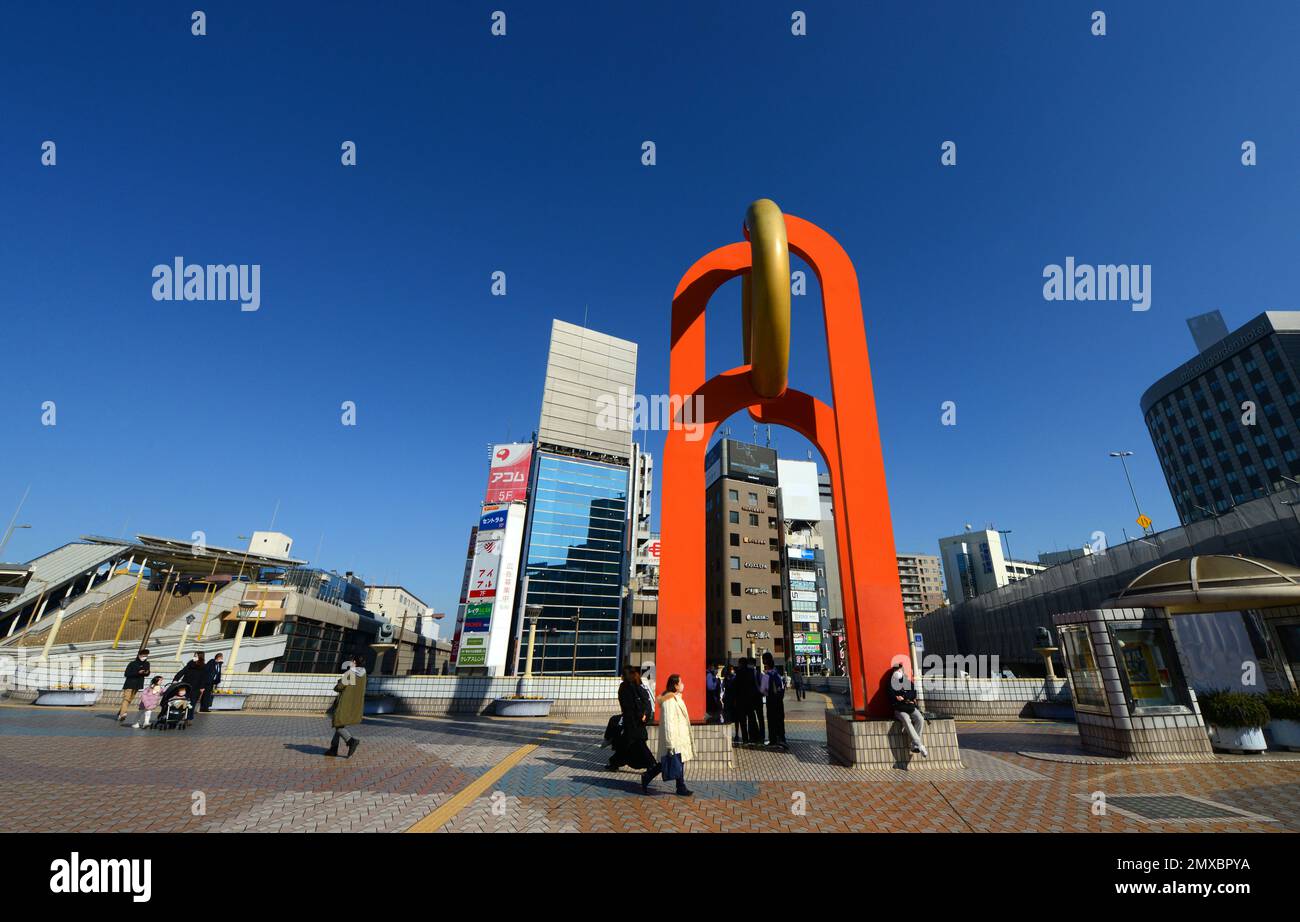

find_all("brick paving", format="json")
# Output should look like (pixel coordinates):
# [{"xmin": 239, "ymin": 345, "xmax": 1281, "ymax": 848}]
[{"xmin": 2, "ymin": 698, "xmax": 1297, "ymax": 833}]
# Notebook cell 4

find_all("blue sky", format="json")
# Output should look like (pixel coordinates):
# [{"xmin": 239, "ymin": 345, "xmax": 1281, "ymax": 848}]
[{"xmin": 4, "ymin": 1, "xmax": 1299, "ymax": 614}]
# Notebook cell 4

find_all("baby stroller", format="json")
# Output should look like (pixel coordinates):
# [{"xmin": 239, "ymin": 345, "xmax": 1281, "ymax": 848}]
[{"xmin": 154, "ymin": 681, "xmax": 195, "ymax": 730}]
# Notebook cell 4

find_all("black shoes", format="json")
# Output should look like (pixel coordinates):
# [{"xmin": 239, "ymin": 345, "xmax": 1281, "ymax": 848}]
[{"xmin": 346, "ymin": 738, "xmax": 360, "ymax": 758}]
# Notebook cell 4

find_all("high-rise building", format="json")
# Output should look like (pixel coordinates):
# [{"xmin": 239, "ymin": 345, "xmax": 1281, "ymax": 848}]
[
  {"xmin": 778, "ymin": 459, "xmax": 829, "ymax": 672},
  {"xmin": 626, "ymin": 444, "xmax": 659, "ymax": 665},
  {"xmin": 938, "ymin": 529, "xmax": 1046, "ymax": 606},
  {"xmin": 817, "ymin": 473, "xmax": 846, "ymax": 673},
  {"xmin": 1142, "ymin": 311, "xmax": 1300, "ymax": 524},
  {"xmin": 896, "ymin": 552, "xmax": 945, "ymax": 624},
  {"xmin": 705, "ymin": 439, "xmax": 788, "ymax": 667},
  {"xmin": 515, "ymin": 320, "xmax": 637, "ymax": 675},
  {"xmin": 449, "ymin": 526, "xmax": 477, "ymax": 665}
]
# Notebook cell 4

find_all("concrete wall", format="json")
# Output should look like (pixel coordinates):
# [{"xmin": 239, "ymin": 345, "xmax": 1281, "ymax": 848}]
[
  {"xmin": 800, "ymin": 674, "xmax": 1072, "ymax": 721},
  {"xmin": 65, "ymin": 672, "xmax": 624, "ymax": 717}
]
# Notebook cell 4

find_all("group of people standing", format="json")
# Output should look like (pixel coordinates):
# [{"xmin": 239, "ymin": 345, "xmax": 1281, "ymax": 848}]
[
  {"xmin": 705, "ymin": 652, "xmax": 791, "ymax": 751},
  {"xmin": 115, "ymin": 648, "xmax": 224, "ymax": 728}
]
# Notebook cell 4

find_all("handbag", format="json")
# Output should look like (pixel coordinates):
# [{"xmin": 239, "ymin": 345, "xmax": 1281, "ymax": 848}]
[{"xmin": 661, "ymin": 751, "xmax": 684, "ymax": 781}]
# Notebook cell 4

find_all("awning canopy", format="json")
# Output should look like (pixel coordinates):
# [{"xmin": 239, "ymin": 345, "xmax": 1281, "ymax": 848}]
[
  {"xmin": 1108, "ymin": 555, "xmax": 1300, "ymax": 612},
  {"xmin": 82, "ymin": 533, "xmax": 306, "ymax": 578}
]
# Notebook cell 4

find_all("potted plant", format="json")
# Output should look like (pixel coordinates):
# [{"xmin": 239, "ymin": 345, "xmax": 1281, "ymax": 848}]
[
  {"xmin": 207, "ymin": 688, "xmax": 247, "ymax": 711},
  {"xmin": 1197, "ymin": 689, "xmax": 1269, "ymax": 753},
  {"xmin": 1264, "ymin": 692, "xmax": 1300, "ymax": 751}
]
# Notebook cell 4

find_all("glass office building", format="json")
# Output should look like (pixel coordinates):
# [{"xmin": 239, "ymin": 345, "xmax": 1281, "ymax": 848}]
[
  {"xmin": 519, "ymin": 452, "xmax": 630, "ymax": 675},
  {"xmin": 1143, "ymin": 311, "xmax": 1300, "ymax": 524}
]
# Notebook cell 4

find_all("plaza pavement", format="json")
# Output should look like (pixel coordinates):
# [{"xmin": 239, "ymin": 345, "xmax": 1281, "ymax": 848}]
[{"xmin": 1, "ymin": 690, "xmax": 1297, "ymax": 833}]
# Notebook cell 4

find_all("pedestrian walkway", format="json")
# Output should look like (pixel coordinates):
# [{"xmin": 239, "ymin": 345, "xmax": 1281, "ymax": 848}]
[{"xmin": 1, "ymin": 703, "xmax": 1296, "ymax": 833}]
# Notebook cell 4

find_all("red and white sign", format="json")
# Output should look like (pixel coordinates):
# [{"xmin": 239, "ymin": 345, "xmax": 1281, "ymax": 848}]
[{"xmin": 485, "ymin": 443, "xmax": 533, "ymax": 504}]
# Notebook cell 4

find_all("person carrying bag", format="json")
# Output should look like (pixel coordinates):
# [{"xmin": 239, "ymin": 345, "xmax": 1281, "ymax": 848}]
[{"xmin": 648, "ymin": 673, "xmax": 693, "ymax": 797}]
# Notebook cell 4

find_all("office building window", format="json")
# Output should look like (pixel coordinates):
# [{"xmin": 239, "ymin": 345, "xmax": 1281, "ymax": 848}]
[
  {"xmin": 730, "ymin": 582, "xmax": 740, "ymax": 596},
  {"xmin": 729, "ymin": 510, "xmax": 740, "ymax": 524},
  {"xmin": 731, "ymin": 609, "xmax": 741, "ymax": 624},
  {"xmin": 729, "ymin": 556, "xmax": 740, "ymax": 570},
  {"xmin": 522, "ymin": 453, "xmax": 629, "ymax": 676}
]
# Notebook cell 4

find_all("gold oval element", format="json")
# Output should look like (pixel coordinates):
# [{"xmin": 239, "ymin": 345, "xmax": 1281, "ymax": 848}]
[{"xmin": 742, "ymin": 198, "xmax": 790, "ymax": 398}]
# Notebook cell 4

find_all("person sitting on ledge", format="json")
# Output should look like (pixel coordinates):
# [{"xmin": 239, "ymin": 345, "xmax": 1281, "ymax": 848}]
[{"xmin": 889, "ymin": 662, "xmax": 928, "ymax": 759}]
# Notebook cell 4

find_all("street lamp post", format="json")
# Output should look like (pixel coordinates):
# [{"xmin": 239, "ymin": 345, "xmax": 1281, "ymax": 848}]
[
  {"xmin": 996, "ymin": 528, "xmax": 1014, "ymax": 564},
  {"xmin": 570, "ymin": 609, "xmax": 582, "ymax": 676},
  {"xmin": 0, "ymin": 522, "xmax": 31, "ymax": 558},
  {"xmin": 540, "ymin": 625, "xmax": 554, "ymax": 676},
  {"xmin": 1109, "ymin": 450, "xmax": 1150, "ymax": 533}
]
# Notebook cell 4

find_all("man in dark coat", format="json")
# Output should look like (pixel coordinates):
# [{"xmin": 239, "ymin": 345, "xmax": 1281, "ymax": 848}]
[
  {"xmin": 200, "ymin": 653, "xmax": 223, "ymax": 712},
  {"xmin": 117, "ymin": 648, "xmax": 151, "ymax": 724},
  {"xmin": 734, "ymin": 657, "xmax": 763, "ymax": 746},
  {"xmin": 605, "ymin": 666, "xmax": 656, "ymax": 773},
  {"xmin": 761, "ymin": 652, "xmax": 788, "ymax": 750}
]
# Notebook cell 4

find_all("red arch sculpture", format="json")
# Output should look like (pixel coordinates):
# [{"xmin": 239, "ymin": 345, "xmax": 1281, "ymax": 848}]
[{"xmin": 656, "ymin": 213, "xmax": 908, "ymax": 717}]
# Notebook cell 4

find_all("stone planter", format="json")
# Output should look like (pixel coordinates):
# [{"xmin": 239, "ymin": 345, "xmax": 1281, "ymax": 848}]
[
  {"xmin": 207, "ymin": 694, "xmax": 247, "ymax": 711},
  {"xmin": 1029, "ymin": 701, "xmax": 1074, "ymax": 721},
  {"xmin": 1268, "ymin": 718, "xmax": 1300, "ymax": 751},
  {"xmin": 1208, "ymin": 724, "xmax": 1267, "ymax": 754},
  {"xmin": 494, "ymin": 697, "xmax": 553, "ymax": 717},
  {"xmin": 35, "ymin": 689, "xmax": 101, "ymax": 707},
  {"xmin": 364, "ymin": 695, "xmax": 398, "ymax": 715}
]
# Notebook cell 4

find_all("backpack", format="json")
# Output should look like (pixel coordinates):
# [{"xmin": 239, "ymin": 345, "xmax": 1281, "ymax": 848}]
[
  {"xmin": 766, "ymin": 669, "xmax": 785, "ymax": 700},
  {"xmin": 603, "ymin": 713, "xmax": 623, "ymax": 747}
]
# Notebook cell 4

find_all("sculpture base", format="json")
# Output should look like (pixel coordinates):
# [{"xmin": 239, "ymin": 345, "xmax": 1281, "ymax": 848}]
[
  {"xmin": 646, "ymin": 721, "xmax": 733, "ymax": 768},
  {"xmin": 826, "ymin": 712, "xmax": 962, "ymax": 769}
]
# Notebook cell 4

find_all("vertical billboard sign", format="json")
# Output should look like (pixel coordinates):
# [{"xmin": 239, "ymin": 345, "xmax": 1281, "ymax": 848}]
[
  {"xmin": 455, "ymin": 508, "xmax": 507, "ymax": 669},
  {"xmin": 454, "ymin": 505, "xmax": 526, "ymax": 674},
  {"xmin": 485, "ymin": 443, "xmax": 533, "ymax": 504}
]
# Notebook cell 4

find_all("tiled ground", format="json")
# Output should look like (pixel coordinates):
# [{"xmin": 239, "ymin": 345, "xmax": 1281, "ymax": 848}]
[{"xmin": 2, "ymin": 693, "xmax": 1297, "ymax": 833}]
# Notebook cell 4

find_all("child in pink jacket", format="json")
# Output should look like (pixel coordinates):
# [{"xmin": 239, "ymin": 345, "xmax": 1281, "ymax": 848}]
[{"xmin": 133, "ymin": 676, "xmax": 163, "ymax": 728}]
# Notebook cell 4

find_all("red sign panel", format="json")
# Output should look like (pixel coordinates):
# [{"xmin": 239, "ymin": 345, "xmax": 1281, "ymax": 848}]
[{"xmin": 484, "ymin": 442, "xmax": 533, "ymax": 504}]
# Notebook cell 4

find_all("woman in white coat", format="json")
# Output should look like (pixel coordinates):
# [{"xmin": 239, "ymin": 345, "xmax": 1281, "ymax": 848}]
[{"xmin": 649, "ymin": 673, "xmax": 694, "ymax": 796}]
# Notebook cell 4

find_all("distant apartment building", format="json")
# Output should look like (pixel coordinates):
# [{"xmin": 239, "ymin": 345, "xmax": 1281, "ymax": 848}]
[
  {"xmin": 1143, "ymin": 310, "xmax": 1300, "ymax": 524},
  {"xmin": 364, "ymin": 584, "xmax": 440, "ymax": 640},
  {"xmin": 896, "ymin": 552, "xmax": 945, "ymax": 624},
  {"xmin": 705, "ymin": 440, "xmax": 788, "ymax": 667},
  {"xmin": 1037, "ymin": 545, "xmax": 1095, "ymax": 568},
  {"xmin": 938, "ymin": 529, "xmax": 1046, "ymax": 606}
]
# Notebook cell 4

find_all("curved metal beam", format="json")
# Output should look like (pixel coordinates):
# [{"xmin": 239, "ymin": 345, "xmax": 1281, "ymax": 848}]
[{"xmin": 741, "ymin": 198, "xmax": 790, "ymax": 397}]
